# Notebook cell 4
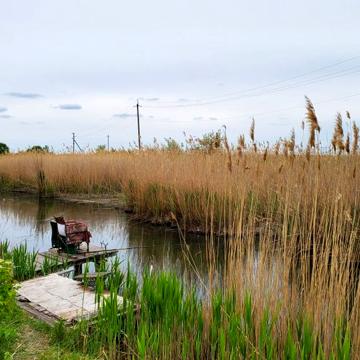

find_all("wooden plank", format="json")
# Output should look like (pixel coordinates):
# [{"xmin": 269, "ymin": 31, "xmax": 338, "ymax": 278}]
[
  {"xmin": 35, "ymin": 243, "xmax": 118, "ymax": 273},
  {"xmin": 17, "ymin": 301, "xmax": 60, "ymax": 325},
  {"xmin": 74, "ymin": 271, "xmax": 111, "ymax": 280},
  {"xmin": 17, "ymin": 274, "xmax": 123, "ymax": 324}
]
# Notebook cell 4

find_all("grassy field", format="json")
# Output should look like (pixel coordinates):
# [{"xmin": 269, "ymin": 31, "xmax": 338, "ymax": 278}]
[
  {"xmin": 1, "ymin": 148, "xmax": 359, "ymax": 357},
  {"xmin": 0, "ymin": 146, "xmax": 358, "ymax": 232},
  {"xmin": 1, "ymin": 101, "xmax": 360, "ymax": 358}
]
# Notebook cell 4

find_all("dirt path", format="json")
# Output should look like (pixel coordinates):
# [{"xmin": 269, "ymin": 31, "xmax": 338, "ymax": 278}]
[{"xmin": 12, "ymin": 313, "xmax": 92, "ymax": 360}]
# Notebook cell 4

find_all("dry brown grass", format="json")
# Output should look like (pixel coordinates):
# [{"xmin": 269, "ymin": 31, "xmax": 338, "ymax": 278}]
[
  {"xmin": 0, "ymin": 150, "xmax": 360, "ymax": 355},
  {"xmin": 1, "ymin": 100, "xmax": 360, "ymax": 356}
]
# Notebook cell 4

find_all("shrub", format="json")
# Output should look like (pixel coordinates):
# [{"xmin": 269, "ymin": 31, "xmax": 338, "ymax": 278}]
[
  {"xmin": 0, "ymin": 259, "xmax": 16, "ymax": 313},
  {"xmin": 0, "ymin": 259, "xmax": 18, "ymax": 359},
  {"xmin": 0, "ymin": 143, "xmax": 9, "ymax": 155}
]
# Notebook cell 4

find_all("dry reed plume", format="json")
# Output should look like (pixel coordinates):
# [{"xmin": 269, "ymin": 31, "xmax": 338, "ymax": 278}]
[
  {"xmin": 0, "ymin": 99, "xmax": 360, "ymax": 356},
  {"xmin": 305, "ymin": 95, "xmax": 320, "ymax": 150}
]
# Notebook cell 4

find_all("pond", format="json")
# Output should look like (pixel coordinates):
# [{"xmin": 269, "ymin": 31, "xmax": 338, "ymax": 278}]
[{"xmin": 0, "ymin": 194, "xmax": 219, "ymax": 285}]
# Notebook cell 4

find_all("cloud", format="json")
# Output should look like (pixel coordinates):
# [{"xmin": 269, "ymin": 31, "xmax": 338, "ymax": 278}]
[
  {"xmin": 178, "ymin": 98, "xmax": 190, "ymax": 102},
  {"xmin": 5, "ymin": 92, "xmax": 43, "ymax": 99},
  {"xmin": 0, "ymin": 114, "xmax": 12, "ymax": 119},
  {"xmin": 193, "ymin": 116, "xmax": 219, "ymax": 121},
  {"xmin": 19, "ymin": 120, "xmax": 44, "ymax": 125},
  {"xmin": 113, "ymin": 113, "xmax": 136, "ymax": 118},
  {"xmin": 139, "ymin": 97, "xmax": 159, "ymax": 102},
  {"xmin": 56, "ymin": 104, "xmax": 82, "ymax": 110},
  {"xmin": 0, "ymin": 107, "xmax": 7, "ymax": 113}
]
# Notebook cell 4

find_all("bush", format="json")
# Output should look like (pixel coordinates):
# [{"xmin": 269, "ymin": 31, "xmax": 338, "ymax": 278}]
[
  {"xmin": 0, "ymin": 259, "xmax": 18, "ymax": 359},
  {"xmin": 26, "ymin": 145, "xmax": 50, "ymax": 153},
  {"xmin": 0, "ymin": 259, "xmax": 16, "ymax": 313},
  {"xmin": 0, "ymin": 143, "xmax": 9, "ymax": 155},
  {"xmin": 185, "ymin": 130, "xmax": 223, "ymax": 152}
]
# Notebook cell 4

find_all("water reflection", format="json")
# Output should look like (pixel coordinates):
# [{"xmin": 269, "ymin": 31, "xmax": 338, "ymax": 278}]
[{"xmin": 0, "ymin": 194, "xmax": 212, "ymax": 283}]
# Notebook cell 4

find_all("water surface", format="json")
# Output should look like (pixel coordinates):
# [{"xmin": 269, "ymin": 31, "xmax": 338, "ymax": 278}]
[{"xmin": 0, "ymin": 194, "xmax": 213, "ymax": 282}]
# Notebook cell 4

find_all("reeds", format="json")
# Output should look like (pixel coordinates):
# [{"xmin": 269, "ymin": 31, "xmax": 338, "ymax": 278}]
[
  {"xmin": 353, "ymin": 122, "xmax": 359, "ymax": 154},
  {"xmin": 11, "ymin": 243, "xmax": 37, "ymax": 281},
  {"xmin": 53, "ymin": 254, "xmax": 356, "ymax": 358},
  {"xmin": 332, "ymin": 113, "xmax": 345, "ymax": 154},
  {"xmin": 0, "ymin": 242, "xmax": 66, "ymax": 280},
  {"xmin": 305, "ymin": 96, "xmax": 320, "ymax": 150},
  {"xmin": 0, "ymin": 100, "xmax": 359, "ymax": 358}
]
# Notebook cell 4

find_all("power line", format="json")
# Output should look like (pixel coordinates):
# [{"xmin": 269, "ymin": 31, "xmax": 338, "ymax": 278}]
[
  {"xmin": 144, "ymin": 91, "xmax": 360, "ymax": 124},
  {"xmin": 145, "ymin": 55, "xmax": 360, "ymax": 108},
  {"xmin": 220, "ymin": 91, "xmax": 360, "ymax": 121}
]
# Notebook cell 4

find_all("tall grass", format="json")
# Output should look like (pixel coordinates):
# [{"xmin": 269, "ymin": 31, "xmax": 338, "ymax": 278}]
[
  {"xmin": 1, "ymin": 101, "xmax": 359, "ymax": 357},
  {"xmin": 0, "ymin": 241, "xmax": 70, "ymax": 280},
  {"xmin": 53, "ymin": 264, "xmax": 354, "ymax": 359},
  {"xmin": 11, "ymin": 243, "xmax": 37, "ymax": 281},
  {"xmin": 0, "ymin": 151, "xmax": 358, "ymax": 231}
]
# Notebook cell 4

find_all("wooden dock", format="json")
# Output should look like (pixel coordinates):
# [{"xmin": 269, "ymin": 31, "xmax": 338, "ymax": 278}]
[
  {"xmin": 16, "ymin": 273, "xmax": 123, "ymax": 325},
  {"xmin": 35, "ymin": 243, "xmax": 118, "ymax": 275}
]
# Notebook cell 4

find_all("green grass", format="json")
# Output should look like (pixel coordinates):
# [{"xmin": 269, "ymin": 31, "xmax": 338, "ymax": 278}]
[
  {"xmin": 11, "ymin": 244, "xmax": 37, "ymax": 281},
  {"xmin": 0, "ymin": 306, "xmax": 94, "ymax": 360},
  {"xmin": 0, "ymin": 253, "xmax": 92, "ymax": 359},
  {"xmin": 0, "ymin": 240, "xmax": 355, "ymax": 359},
  {"xmin": 0, "ymin": 241, "xmax": 73, "ymax": 281},
  {"xmin": 46, "ymin": 266, "xmax": 353, "ymax": 359}
]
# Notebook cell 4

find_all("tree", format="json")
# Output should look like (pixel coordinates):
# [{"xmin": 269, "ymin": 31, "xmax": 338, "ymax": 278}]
[
  {"xmin": 163, "ymin": 137, "xmax": 183, "ymax": 152},
  {"xmin": 96, "ymin": 145, "xmax": 106, "ymax": 152},
  {"xmin": 26, "ymin": 145, "xmax": 50, "ymax": 153},
  {"xmin": 185, "ymin": 130, "xmax": 223, "ymax": 153},
  {"xmin": 0, "ymin": 143, "xmax": 9, "ymax": 155}
]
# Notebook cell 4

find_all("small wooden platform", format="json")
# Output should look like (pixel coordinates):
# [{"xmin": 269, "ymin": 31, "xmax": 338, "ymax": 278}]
[
  {"xmin": 16, "ymin": 273, "xmax": 123, "ymax": 325},
  {"xmin": 35, "ymin": 243, "xmax": 118, "ymax": 274}
]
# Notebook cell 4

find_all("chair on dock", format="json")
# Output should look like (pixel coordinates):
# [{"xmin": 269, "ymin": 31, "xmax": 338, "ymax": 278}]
[{"xmin": 50, "ymin": 217, "xmax": 91, "ymax": 254}]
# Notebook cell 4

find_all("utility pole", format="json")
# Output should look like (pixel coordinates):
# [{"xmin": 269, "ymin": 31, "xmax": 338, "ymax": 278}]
[
  {"xmin": 107, "ymin": 134, "xmax": 110, "ymax": 152},
  {"xmin": 72, "ymin": 132, "xmax": 83, "ymax": 153},
  {"xmin": 136, "ymin": 100, "xmax": 142, "ymax": 150}
]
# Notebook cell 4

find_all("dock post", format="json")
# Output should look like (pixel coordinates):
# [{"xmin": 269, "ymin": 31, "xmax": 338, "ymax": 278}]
[{"xmin": 74, "ymin": 263, "xmax": 82, "ymax": 276}]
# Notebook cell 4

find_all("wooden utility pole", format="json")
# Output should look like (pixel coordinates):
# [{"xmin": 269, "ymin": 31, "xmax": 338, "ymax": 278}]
[
  {"xmin": 107, "ymin": 134, "xmax": 110, "ymax": 151},
  {"xmin": 72, "ymin": 132, "xmax": 83, "ymax": 153},
  {"xmin": 136, "ymin": 100, "xmax": 142, "ymax": 150}
]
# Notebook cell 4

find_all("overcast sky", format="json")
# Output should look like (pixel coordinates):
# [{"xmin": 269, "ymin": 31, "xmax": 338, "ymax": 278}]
[{"xmin": 1, "ymin": 0, "xmax": 359, "ymax": 151}]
